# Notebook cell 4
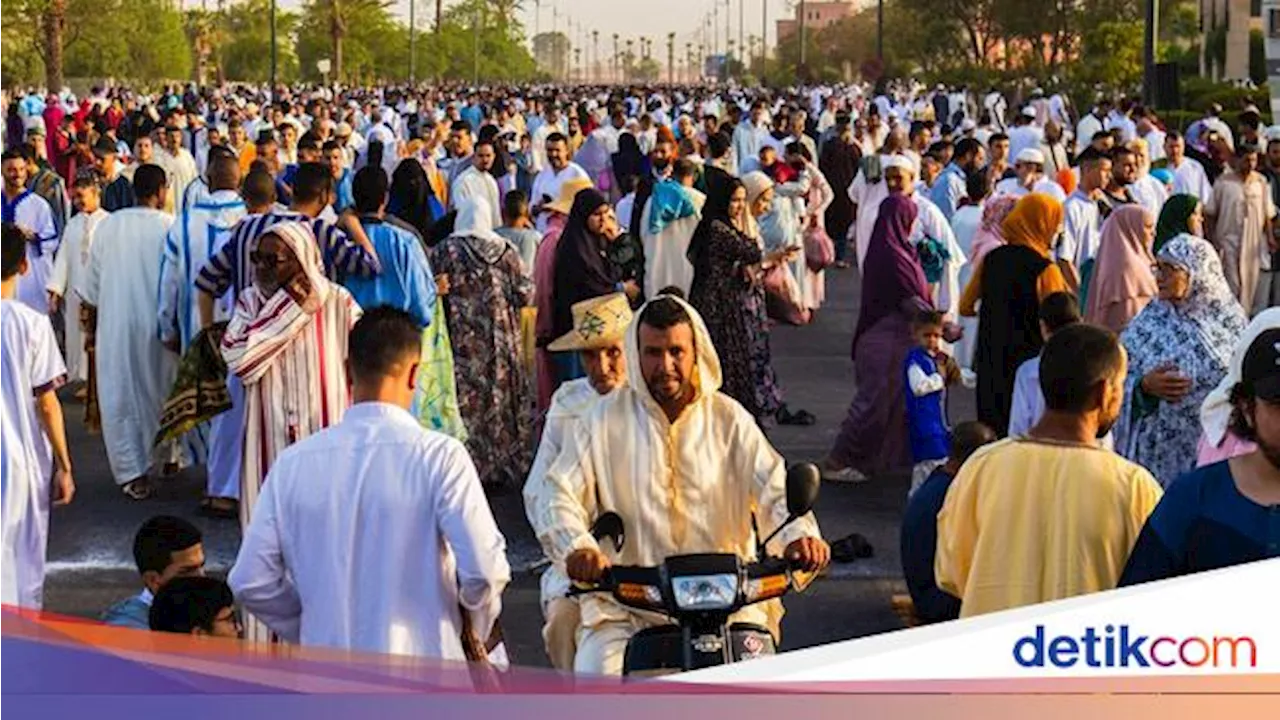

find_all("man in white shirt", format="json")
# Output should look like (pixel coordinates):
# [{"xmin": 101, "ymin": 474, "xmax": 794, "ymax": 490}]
[
  {"xmin": 1075, "ymin": 101, "xmax": 1111, "ymax": 157},
  {"xmin": 450, "ymin": 138, "xmax": 502, "ymax": 229},
  {"xmin": 1164, "ymin": 130, "xmax": 1214, "ymax": 205},
  {"xmin": 155, "ymin": 123, "xmax": 200, "ymax": 215},
  {"xmin": 1135, "ymin": 110, "xmax": 1167, "ymax": 163},
  {"xmin": 230, "ymin": 306, "xmax": 510, "ymax": 660},
  {"xmin": 531, "ymin": 105, "xmax": 567, "ymax": 174},
  {"xmin": 1007, "ymin": 107, "xmax": 1046, "ymax": 163},
  {"xmin": 1061, "ymin": 148, "xmax": 1112, "ymax": 284},
  {"xmin": 995, "ymin": 148, "xmax": 1067, "ymax": 203},
  {"xmin": 531, "ymin": 132, "xmax": 589, "ymax": 233}
]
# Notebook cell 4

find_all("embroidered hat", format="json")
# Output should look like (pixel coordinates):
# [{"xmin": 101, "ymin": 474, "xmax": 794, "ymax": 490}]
[{"xmin": 548, "ymin": 293, "xmax": 633, "ymax": 352}]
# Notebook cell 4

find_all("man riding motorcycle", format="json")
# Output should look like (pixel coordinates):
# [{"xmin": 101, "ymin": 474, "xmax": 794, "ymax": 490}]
[{"xmin": 525, "ymin": 294, "xmax": 830, "ymax": 675}]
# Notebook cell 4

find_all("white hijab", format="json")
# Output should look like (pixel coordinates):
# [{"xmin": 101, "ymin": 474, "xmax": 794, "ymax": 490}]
[{"xmin": 1200, "ymin": 307, "xmax": 1280, "ymax": 446}]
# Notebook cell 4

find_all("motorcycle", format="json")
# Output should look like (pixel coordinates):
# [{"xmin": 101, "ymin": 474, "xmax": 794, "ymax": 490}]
[{"xmin": 569, "ymin": 463, "xmax": 822, "ymax": 676}]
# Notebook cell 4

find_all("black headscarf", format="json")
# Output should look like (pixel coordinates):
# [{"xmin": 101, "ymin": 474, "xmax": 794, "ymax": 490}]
[
  {"xmin": 388, "ymin": 158, "xmax": 437, "ymax": 239},
  {"xmin": 687, "ymin": 176, "xmax": 746, "ymax": 273},
  {"xmin": 611, "ymin": 133, "xmax": 647, "ymax": 190},
  {"xmin": 550, "ymin": 189, "xmax": 618, "ymax": 341}
]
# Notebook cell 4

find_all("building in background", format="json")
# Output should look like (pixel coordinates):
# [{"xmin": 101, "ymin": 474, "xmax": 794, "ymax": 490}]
[
  {"xmin": 1201, "ymin": 0, "xmax": 1262, "ymax": 81},
  {"xmin": 776, "ymin": 1, "xmax": 861, "ymax": 43}
]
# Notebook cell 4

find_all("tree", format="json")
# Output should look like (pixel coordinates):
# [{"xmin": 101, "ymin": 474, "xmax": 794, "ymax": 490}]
[
  {"xmin": 222, "ymin": 0, "xmax": 300, "ymax": 83},
  {"xmin": 41, "ymin": 0, "xmax": 68, "ymax": 91}
]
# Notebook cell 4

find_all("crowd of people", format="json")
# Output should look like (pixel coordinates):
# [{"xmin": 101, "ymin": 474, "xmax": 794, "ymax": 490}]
[{"xmin": 1, "ymin": 78, "xmax": 1277, "ymax": 672}]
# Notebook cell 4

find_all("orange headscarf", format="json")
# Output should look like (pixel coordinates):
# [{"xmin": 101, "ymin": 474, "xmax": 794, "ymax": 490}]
[{"xmin": 1000, "ymin": 193, "xmax": 1063, "ymax": 258}]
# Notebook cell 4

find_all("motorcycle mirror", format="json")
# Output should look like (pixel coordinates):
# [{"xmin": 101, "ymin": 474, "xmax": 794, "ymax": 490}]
[
  {"xmin": 785, "ymin": 463, "xmax": 822, "ymax": 518},
  {"xmin": 590, "ymin": 511, "xmax": 626, "ymax": 553}
]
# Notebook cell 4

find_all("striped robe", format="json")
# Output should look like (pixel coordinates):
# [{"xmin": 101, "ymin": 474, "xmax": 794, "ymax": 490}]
[{"xmin": 223, "ymin": 282, "xmax": 360, "ymax": 643}]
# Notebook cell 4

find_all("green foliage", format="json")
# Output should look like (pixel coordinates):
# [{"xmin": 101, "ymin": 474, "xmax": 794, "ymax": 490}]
[
  {"xmin": 1075, "ymin": 20, "xmax": 1145, "ymax": 93},
  {"xmin": 296, "ymin": 0, "xmax": 409, "ymax": 83},
  {"xmin": 220, "ymin": 0, "xmax": 300, "ymax": 83}
]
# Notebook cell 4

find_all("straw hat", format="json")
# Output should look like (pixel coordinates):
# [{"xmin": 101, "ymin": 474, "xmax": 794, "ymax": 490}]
[
  {"xmin": 545, "ymin": 177, "xmax": 596, "ymax": 216},
  {"xmin": 548, "ymin": 293, "xmax": 633, "ymax": 352}
]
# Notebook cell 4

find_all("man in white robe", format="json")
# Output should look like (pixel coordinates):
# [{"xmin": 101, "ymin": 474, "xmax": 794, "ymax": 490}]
[
  {"xmin": 155, "ymin": 124, "xmax": 199, "ymax": 216},
  {"xmin": 524, "ymin": 292, "xmax": 631, "ymax": 671},
  {"xmin": 2, "ymin": 150, "xmax": 58, "ymax": 314},
  {"xmin": 450, "ymin": 139, "xmax": 502, "ymax": 230},
  {"xmin": 157, "ymin": 152, "xmax": 247, "ymax": 486},
  {"xmin": 46, "ymin": 175, "xmax": 107, "ymax": 383},
  {"xmin": 230, "ymin": 307, "xmax": 509, "ymax": 660},
  {"xmin": 889, "ymin": 162, "xmax": 966, "ymax": 325},
  {"xmin": 638, "ymin": 175, "xmax": 704, "ymax": 299},
  {"xmin": 1165, "ymin": 131, "xmax": 1214, "ymax": 205},
  {"xmin": 526, "ymin": 296, "xmax": 829, "ymax": 675},
  {"xmin": 80, "ymin": 164, "xmax": 177, "ymax": 499},
  {"xmin": 531, "ymin": 134, "xmax": 589, "ymax": 233},
  {"xmin": 994, "ymin": 149, "xmax": 1067, "ymax": 203},
  {"xmin": 1, "ymin": 224, "xmax": 74, "ymax": 609},
  {"xmin": 732, "ymin": 103, "xmax": 771, "ymax": 176},
  {"xmin": 849, "ymin": 128, "xmax": 922, "ymax": 270}
]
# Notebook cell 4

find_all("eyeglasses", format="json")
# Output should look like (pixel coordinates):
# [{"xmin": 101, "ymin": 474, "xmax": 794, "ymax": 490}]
[{"xmin": 250, "ymin": 250, "xmax": 289, "ymax": 267}]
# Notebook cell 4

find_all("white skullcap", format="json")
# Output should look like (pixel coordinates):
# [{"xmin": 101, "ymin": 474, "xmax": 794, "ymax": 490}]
[
  {"xmin": 881, "ymin": 154, "xmax": 917, "ymax": 175},
  {"xmin": 1020, "ymin": 105, "xmax": 1038, "ymax": 118},
  {"xmin": 1015, "ymin": 148, "xmax": 1045, "ymax": 165}
]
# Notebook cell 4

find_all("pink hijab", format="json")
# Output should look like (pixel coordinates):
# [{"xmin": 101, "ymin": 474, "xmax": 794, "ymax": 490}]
[
  {"xmin": 533, "ymin": 213, "xmax": 569, "ymax": 413},
  {"xmin": 1084, "ymin": 205, "xmax": 1158, "ymax": 333},
  {"xmin": 969, "ymin": 194, "xmax": 1017, "ymax": 268}
]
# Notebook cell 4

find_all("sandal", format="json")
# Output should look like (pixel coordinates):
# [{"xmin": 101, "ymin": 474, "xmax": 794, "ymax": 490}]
[
  {"xmin": 122, "ymin": 479, "xmax": 154, "ymax": 501},
  {"xmin": 776, "ymin": 405, "xmax": 817, "ymax": 426},
  {"xmin": 199, "ymin": 497, "xmax": 238, "ymax": 519},
  {"xmin": 830, "ymin": 532, "xmax": 875, "ymax": 563},
  {"xmin": 819, "ymin": 460, "xmax": 870, "ymax": 484}
]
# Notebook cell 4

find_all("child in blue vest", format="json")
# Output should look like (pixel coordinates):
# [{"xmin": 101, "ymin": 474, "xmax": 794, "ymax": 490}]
[{"xmin": 904, "ymin": 309, "xmax": 961, "ymax": 497}]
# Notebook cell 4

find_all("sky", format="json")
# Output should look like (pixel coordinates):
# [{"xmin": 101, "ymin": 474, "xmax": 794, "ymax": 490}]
[{"xmin": 244, "ymin": 0, "xmax": 813, "ymax": 54}]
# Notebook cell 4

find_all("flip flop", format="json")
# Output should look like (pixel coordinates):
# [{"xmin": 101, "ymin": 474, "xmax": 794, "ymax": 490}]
[{"xmin": 122, "ymin": 480, "xmax": 154, "ymax": 501}]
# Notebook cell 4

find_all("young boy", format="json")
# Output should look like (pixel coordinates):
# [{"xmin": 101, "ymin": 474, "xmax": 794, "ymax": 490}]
[
  {"xmin": 149, "ymin": 576, "xmax": 241, "ymax": 638},
  {"xmin": 899, "ymin": 420, "xmax": 997, "ymax": 624},
  {"xmin": 1008, "ymin": 292, "xmax": 1108, "ymax": 446},
  {"xmin": 904, "ymin": 309, "xmax": 961, "ymax": 497},
  {"xmin": 101, "ymin": 516, "xmax": 205, "ymax": 629},
  {"xmin": 47, "ymin": 174, "xmax": 108, "ymax": 385},
  {"xmin": 1, "ymin": 222, "xmax": 75, "ymax": 609},
  {"xmin": 495, "ymin": 189, "xmax": 541, "ymax": 279}
]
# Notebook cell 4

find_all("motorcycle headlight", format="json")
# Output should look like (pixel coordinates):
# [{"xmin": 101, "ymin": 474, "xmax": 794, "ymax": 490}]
[{"xmin": 671, "ymin": 574, "xmax": 739, "ymax": 611}]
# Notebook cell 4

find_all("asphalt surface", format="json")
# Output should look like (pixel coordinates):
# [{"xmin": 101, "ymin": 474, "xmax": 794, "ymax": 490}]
[{"xmin": 42, "ymin": 264, "xmax": 976, "ymax": 666}]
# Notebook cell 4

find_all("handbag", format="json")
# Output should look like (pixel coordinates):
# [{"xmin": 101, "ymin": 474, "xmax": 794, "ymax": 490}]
[
  {"xmin": 803, "ymin": 225, "xmax": 835, "ymax": 272},
  {"xmin": 763, "ymin": 262, "xmax": 811, "ymax": 325}
]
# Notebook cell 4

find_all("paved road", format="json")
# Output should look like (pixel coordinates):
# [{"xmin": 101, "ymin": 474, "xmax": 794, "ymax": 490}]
[{"xmin": 43, "ymin": 264, "xmax": 976, "ymax": 665}]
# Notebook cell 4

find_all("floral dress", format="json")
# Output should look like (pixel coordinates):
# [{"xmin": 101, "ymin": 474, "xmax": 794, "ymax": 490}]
[
  {"xmin": 1118, "ymin": 234, "xmax": 1248, "ymax": 487},
  {"xmin": 689, "ymin": 219, "xmax": 784, "ymax": 421},
  {"xmin": 431, "ymin": 235, "xmax": 535, "ymax": 488}
]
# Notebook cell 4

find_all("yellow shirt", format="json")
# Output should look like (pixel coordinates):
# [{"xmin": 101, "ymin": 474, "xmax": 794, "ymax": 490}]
[{"xmin": 935, "ymin": 437, "xmax": 1162, "ymax": 618}]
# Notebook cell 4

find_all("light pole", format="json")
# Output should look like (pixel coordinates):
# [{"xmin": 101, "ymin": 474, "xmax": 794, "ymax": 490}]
[
  {"xmin": 724, "ymin": 0, "xmax": 731, "ymax": 57},
  {"xmin": 1143, "ymin": 0, "xmax": 1159, "ymax": 107},
  {"xmin": 593, "ymin": 30, "xmax": 600, "ymax": 83},
  {"xmin": 409, "ymin": 0, "xmax": 416, "ymax": 84},
  {"xmin": 668, "ymin": 32, "xmax": 676, "ymax": 84},
  {"xmin": 269, "ymin": 0, "xmax": 277, "ymax": 96},
  {"xmin": 798, "ymin": 0, "xmax": 807, "ymax": 80}
]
